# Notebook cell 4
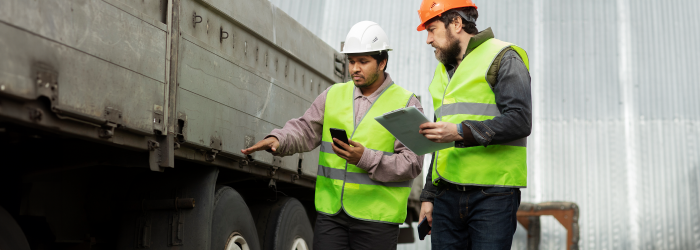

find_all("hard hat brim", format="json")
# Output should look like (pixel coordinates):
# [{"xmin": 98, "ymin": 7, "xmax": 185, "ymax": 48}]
[{"xmin": 342, "ymin": 49, "xmax": 391, "ymax": 55}]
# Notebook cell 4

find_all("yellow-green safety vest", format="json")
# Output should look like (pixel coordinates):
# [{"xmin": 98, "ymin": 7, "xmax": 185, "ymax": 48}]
[
  {"xmin": 315, "ymin": 80, "xmax": 414, "ymax": 224},
  {"xmin": 429, "ymin": 38, "xmax": 530, "ymax": 188}
]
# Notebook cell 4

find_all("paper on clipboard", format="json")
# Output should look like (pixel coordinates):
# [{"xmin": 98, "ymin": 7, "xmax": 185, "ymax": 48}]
[{"xmin": 374, "ymin": 107, "xmax": 453, "ymax": 155}]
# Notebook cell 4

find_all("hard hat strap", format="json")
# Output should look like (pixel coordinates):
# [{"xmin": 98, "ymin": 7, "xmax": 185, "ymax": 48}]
[{"xmin": 454, "ymin": 9, "xmax": 476, "ymax": 24}]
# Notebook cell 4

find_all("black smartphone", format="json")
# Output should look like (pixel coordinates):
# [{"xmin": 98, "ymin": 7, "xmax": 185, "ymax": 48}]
[
  {"xmin": 417, "ymin": 216, "xmax": 431, "ymax": 240},
  {"xmin": 329, "ymin": 128, "xmax": 349, "ymax": 148}
]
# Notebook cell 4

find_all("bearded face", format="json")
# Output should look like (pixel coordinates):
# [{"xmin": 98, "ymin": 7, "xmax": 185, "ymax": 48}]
[{"xmin": 433, "ymin": 30, "xmax": 462, "ymax": 66}]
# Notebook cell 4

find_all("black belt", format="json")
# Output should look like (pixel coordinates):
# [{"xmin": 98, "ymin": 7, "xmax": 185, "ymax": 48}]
[{"xmin": 438, "ymin": 182, "xmax": 480, "ymax": 192}]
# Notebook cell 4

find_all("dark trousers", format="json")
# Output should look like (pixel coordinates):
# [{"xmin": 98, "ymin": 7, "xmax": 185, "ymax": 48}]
[
  {"xmin": 431, "ymin": 186, "xmax": 521, "ymax": 250},
  {"xmin": 312, "ymin": 210, "xmax": 399, "ymax": 250}
]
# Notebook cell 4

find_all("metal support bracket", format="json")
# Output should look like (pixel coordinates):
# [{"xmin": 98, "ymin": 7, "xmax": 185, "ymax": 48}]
[
  {"xmin": 272, "ymin": 156, "xmax": 282, "ymax": 168},
  {"xmin": 205, "ymin": 136, "xmax": 222, "ymax": 162},
  {"xmin": 268, "ymin": 156, "xmax": 283, "ymax": 176},
  {"xmin": 238, "ymin": 159, "xmax": 249, "ymax": 169},
  {"xmin": 175, "ymin": 112, "xmax": 187, "ymax": 143},
  {"xmin": 169, "ymin": 210, "xmax": 185, "ymax": 246},
  {"xmin": 29, "ymin": 108, "xmax": 43, "ymax": 122},
  {"xmin": 334, "ymin": 50, "xmax": 348, "ymax": 81},
  {"xmin": 153, "ymin": 105, "xmax": 164, "ymax": 134},
  {"xmin": 98, "ymin": 122, "xmax": 117, "ymax": 138},
  {"xmin": 296, "ymin": 153, "xmax": 304, "ymax": 175},
  {"xmin": 104, "ymin": 106, "xmax": 123, "ymax": 124},
  {"xmin": 269, "ymin": 166, "xmax": 279, "ymax": 177},
  {"xmin": 33, "ymin": 63, "xmax": 59, "ymax": 105},
  {"xmin": 239, "ymin": 154, "xmax": 253, "ymax": 169},
  {"xmin": 148, "ymin": 140, "xmax": 162, "ymax": 172},
  {"xmin": 135, "ymin": 216, "xmax": 151, "ymax": 248},
  {"xmin": 99, "ymin": 107, "xmax": 122, "ymax": 139},
  {"xmin": 290, "ymin": 154, "xmax": 304, "ymax": 183},
  {"xmin": 159, "ymin": 134, "xmax": 176, "ymax": 169}
]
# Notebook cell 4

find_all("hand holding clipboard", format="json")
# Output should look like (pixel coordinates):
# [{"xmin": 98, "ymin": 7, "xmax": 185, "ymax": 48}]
[{"xmin": 374, "ymin": 107, "xmax": 453, "ymax": 155}]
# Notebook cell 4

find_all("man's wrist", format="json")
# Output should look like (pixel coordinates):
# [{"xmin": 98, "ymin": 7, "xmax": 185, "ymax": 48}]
[
  {"xmin": 354, "ymin": 148, "xmax": 373, "ymax": 170},
  {"xmin": 419, "ymin": 189, "xmax": 436, "ymax": 202}
]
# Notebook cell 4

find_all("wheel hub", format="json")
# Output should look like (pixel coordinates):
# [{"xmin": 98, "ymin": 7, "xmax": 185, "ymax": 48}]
[
  {"xmin": 225, "ymin": 233, "xmax": 250, "ymax": 250},
  {"xmin": 291, "ymin": 237, "xmax": 309, "ymax": 250}
]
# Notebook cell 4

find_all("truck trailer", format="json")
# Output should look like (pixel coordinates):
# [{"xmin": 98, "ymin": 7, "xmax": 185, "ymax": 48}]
[{"xmin": 0, "ymin": 0, "xmax": 423, "ymax": 249}]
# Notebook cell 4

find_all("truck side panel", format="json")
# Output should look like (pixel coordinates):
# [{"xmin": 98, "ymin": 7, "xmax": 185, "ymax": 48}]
[
  {"xmin": 0, "ymin": 0, "xmax": 167, "ymax": 135},
  {"xmin": 176, "ymin": 0, "xmax": 336, "ymax": 174}
]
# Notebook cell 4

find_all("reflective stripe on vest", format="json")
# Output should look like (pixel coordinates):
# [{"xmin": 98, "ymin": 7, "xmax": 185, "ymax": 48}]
[
  {"xmin": 315, "ymin": 80, "xmax": 414, "ymax": 224},
  {"xmin": 429, "ymin": 38, "xmax": 530, "ymax": 188}
]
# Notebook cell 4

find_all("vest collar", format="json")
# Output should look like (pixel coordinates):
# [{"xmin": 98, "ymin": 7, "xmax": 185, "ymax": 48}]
[{"xmin": 445, "ymin": 28, "xmax": 495, "ymax": 76}]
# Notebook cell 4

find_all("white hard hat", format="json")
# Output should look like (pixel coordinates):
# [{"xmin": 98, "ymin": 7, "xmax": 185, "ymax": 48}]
[{"xmin": 342, "ymin": 21, "xmax": 392, "ymax": 54}]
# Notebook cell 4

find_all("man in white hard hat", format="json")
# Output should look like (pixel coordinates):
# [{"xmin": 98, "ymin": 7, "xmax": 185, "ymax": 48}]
[{"xmin": 241, "ymin": 21, "xmax": 424, "ymax": 249}]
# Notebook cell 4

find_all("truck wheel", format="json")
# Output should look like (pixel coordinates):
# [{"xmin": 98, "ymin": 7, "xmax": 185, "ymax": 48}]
[
  {"xmin": 254, "ymin": 197, "xmax": 313, "ymax": 250},
  {"xmin": 0, "ymin": 206, "xmax": 30, "ymax": 250},
  {"xmin": 211, "ymin": 186, "xmax": 261, "ymax": 250}
]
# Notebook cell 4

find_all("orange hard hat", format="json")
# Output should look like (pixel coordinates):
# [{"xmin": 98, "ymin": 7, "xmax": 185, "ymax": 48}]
[{"xmin": 416, "ymin": 0, "xmax": 477, "ymax": 31}]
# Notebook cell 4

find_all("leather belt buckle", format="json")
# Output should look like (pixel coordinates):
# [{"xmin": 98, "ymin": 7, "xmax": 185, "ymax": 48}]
[{"xmin": 455, "ymin": 184, "xmax": 467, "ymax": 192}]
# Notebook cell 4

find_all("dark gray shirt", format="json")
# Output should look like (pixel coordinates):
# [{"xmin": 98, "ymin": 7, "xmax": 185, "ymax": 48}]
[{"xmin": 420, "ymin": 28, "xmax": 532, "ymax": 202}]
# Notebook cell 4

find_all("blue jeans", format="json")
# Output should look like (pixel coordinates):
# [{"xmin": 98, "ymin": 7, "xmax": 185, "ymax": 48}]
[{"xmin": 431, "ymin": 186, "xmax": 521, "ymax": 250}]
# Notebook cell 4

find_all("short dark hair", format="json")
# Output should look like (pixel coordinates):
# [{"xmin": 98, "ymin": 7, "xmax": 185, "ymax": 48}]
[
  {"xmin": 434, "ymin": 7, "xmax": 479, "ymax": 35},
  {"xmin": 370, "ymin": 51, "xmax": 389, "ymax": 72}
]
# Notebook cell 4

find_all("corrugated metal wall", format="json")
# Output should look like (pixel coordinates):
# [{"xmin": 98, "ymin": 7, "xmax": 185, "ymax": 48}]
[
  {"xmin": 268, "ymin": 0, "xmax": 440, "ymax": 124},
  {"xmin": 269, "ymin": 0, "xmax": 700, "ymax": 249}
]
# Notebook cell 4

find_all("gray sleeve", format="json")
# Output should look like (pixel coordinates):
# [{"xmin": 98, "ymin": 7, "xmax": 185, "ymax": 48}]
[{"xmin": 463, "ymin": 50, "xmax": 532, "ymax": 146}]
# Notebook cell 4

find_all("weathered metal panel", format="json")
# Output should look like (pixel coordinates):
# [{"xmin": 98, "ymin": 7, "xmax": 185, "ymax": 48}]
[
  {"xmin": 110, "ymin": 0, "xmax": 168, "ymax": 24},
  {"xmin": 177, "ymin": 39, "xmax": 311, "ymax": 127},
  {"xmin": 272, "ymin": 8, "xmax": 340, "ymax": 84},
  {"xmin": 177, "ymin": 89, "xmax": 300, "ymax": 169},
  {"xmin": 179, "ymin": 0, "xmax": 334, "ymax": 99},
  {"xmin": 0, "ymin": 0, "xmax": 167, "ymax": 83},
  {"xmin": 176, "ymin": 0, "xmax": 338, "ymax": 174},
  {"xmin": 0, "ymin": 0, "xmax": 167, "ymax": 135},
  {"xmin": 201, "ymin": 0, "xmax": 275, "ymax": 43},
  {"xmin": 0, "ymin": 22, "xmax": 164, "ymax": 134},
  {"xmin": 193, "ymin": 0, "xmax": 339, "ymax": 84}
]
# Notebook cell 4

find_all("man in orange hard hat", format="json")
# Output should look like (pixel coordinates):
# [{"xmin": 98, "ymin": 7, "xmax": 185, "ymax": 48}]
[{"xmin": 415, "ymin": 0, "xmax": 532, "ymax": 249}]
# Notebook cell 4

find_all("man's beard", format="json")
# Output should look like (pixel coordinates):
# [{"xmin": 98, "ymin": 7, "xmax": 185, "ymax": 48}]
[
  {"xmin": 434, "ymin": 32, "xmax": 461, "ymax": 66},
  {"xmin": 353, "ymin": 67, "xmax": 380, "ymax": 88}
]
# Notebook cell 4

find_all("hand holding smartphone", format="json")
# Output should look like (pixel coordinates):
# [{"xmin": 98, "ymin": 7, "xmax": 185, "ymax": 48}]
[
  {"xmin": 417, "ymin": 216, "xmax": 431, "ymax": 240},
  {"xmin": 329, "ymin": 128, "xmax": 349, "ymax": 148}
]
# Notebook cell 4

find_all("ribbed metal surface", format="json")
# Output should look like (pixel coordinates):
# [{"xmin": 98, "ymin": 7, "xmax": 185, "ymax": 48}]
[{"xmin": 270, "ymin": 0, "xmax": 700, "ymax": 249}]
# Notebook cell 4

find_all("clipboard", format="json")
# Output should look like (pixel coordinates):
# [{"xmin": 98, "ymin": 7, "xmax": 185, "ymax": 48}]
[{"xmin": 375, "ymin": 107, "xmax": 453, "ymax": 155}]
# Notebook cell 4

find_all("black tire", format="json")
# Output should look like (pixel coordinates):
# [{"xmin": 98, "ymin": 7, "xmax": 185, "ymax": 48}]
[
  {"xmin": 253, "ymin": 197, "xmax": 314, "ymax": 250},
  {"xmin": 0, "ymin": 206, "xmax": 30, "ymax": 250},
  {"xmin": 211, "ymin": 186, "xmax": 261, "ymax": 250}
]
